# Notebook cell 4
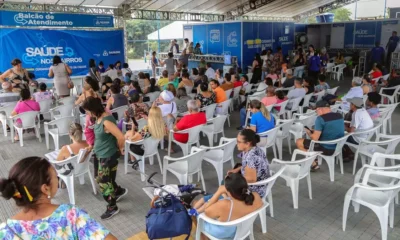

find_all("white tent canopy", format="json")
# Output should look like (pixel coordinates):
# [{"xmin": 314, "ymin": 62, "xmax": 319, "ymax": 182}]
[{"xmin": 147, "ymin": 21, "xmax": 194, "ymax": 41}]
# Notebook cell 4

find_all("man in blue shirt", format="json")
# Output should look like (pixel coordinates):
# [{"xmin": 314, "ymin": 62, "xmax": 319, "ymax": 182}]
[
  {"xmin": 370, "ymin": 41, "xmax": 385, "ymax": 70},
  {"xmin": 296, "ymin": 100, "xmax": 344, "ymax": 170},
  {"xmin": 386, "ymin": 31, "xmax": 399, "ymax": 67}
]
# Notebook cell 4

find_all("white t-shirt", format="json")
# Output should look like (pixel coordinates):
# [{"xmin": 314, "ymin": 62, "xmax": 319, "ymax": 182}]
[
  {"xmin": 205, "ymin": 68, "xmax": 215, "ymax": 80},
  {"xmin": 102, "ymin": 69, "xmax": 119, "ymax": 80},
  {"xmin": 286, "ymin": 88, "xmax": 306, "ymax": 109},
  {"xmin": 351, "ymin": 108, "xmax": 374, "ymax": 143},
  {"xmin": 158, "ymin": 102, "xmax": 177, "ymax": 117},
  {"xmin": 256, "ymin": 82, "xmax": 268, "ymax": 92}
]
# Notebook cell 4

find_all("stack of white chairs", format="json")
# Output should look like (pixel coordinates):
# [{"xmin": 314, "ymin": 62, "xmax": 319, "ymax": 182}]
[
  {"xmin": 343, "ymin": 153, "xmax": 400, "ymax": 240},
  {"xmin": 200, "ymin": 137, "xmax": 237, "ymax": 186},
  {"xmin": 270, "ymin": 150, "xmax": 320, "ymax": 209},
  {"xmin": 0, "ymin": 102, "xmax": 17, "ymax": 137},
  {"xmin": 47, "ymin": 148, "xmax": 96, "ymax": 205}
]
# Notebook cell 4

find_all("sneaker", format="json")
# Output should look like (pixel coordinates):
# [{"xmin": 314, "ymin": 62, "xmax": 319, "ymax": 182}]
[
  {"xmin": 101, "ymin": 206, "xmax": 120, "ymax": 220},
  {"xmin": 115, "ymin": 188, "xmax": 128, "ymax": 202}
]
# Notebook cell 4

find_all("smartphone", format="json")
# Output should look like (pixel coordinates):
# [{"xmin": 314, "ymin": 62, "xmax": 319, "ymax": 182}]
[{"xmin": 304, "ymin": 126, "xmax": 311, "ymax": 131}]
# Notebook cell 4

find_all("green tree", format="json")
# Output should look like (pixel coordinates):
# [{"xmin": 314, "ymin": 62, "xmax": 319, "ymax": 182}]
[{"xmin": 331, "ymin": 8, "xmax": 352, "ymax": 22}]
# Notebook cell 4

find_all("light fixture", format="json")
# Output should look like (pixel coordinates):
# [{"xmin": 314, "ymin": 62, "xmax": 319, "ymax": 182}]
[{"xmin": 249, "ymin": 0, "xmax": 257, "ymax": 9}]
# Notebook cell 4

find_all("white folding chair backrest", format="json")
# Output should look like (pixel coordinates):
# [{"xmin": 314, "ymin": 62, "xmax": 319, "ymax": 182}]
[
  {"xmin": 51, "ymin": 104, "xmax": 74, "ymax": 118},
  {"xmin": 311, "ymin": 134, "xmax": 349, "ymax": 156},
  {"xmin": 219, "ymin": 99, "xmax": 232, "ymax": 115},
  {"xmin": 275, "ymin": 100, "xmax": 289, "ymax": 116},
  {"xmin": 58, "ymin": 96, "xmax": 75, "ymax": 106},
  {"xmin": 184, "ymin": 86, "xmax": 193, "ymax": 95},
  {"xmin": 73, "ymin": 149, "xmax": 93, "ymax": 175},
  {"xmin": 326, "ymin": 87, "xmax": 339, "ymax": 95},
  {"xmin": 244, "ymin": 83, "xmax": 253, "ymax": 94},
  {"xmin": 0, "ymin": 103, "xmax": 17, "ymax": 117},
  {"xmin": 110, "ymin": 105, "xmax": 128, "ymax": 121},
  {"xmin": 326, "ymin": 63, "xmax": 335, "ymax": 73},
  {"xmin": 38, "ymin": 99, "xmax": 53, "ymax": 114},
  {"xmin": 302, "ymin": 93, "xmax": 313, "ymax": 108},
  {"xmin": 249, "ymin": 165, "xmax": 286, "ymax": 200},
  {"xmin": 382, "ymin": 74, "xmax": 390, "ymax": 81},
  {"xmin": 51, "ymin": 116, "xmax": 75, "ymax": 135},
  {"xmin": 232, "ymin": 86, "xmax": 241, "ymax": 98},
  {"xmin": 15, "ymin": 111, "xmax": 39, "ymax": 128},
  {"xmin": 353, "ymin": 124, "xmax": 381, "ymax": 142},
  {"xmin": 377, "ymin": 135, "xmax": 400, "ymax": 155},
  {"xmin": 291, "ymin": 151, "xmax": 321, "ymax": 178},
  {"xmin": 202, "ymin": 103, "xmax": 217, "ymax": 119},
  {"xmin": 344, "ymin": 56, "xmax": 352, "ymax": 63},
  {"xmin": 277, "ymin": 119, "xmax": 295, "ymax": 137},
  {"xmin": 186, "ymin": 147, "xmax": 206, "ymax": 174},
  {"xmin": 313, "ymin": 90, "xmax": 325, "ymax": 102},
  {"xmin": 289, "ymin": 97, "xmax": 303, "ymax": 111},
  {"xmin": 258, "ymin": 125, "xmax": 280, "ymax": 148},
  {"xmin": 137, "ymin": 118, "xmax": 148, "ymax": 130},
  {"xmin": 146, "ymin": 91, "xmax": 160, "ymax": 102},
  {"xmin": 212, "ymin": 115, "xmax": 227, "ymax": 131},
  {"xmin": 143, "ymin": 137, "xmax": 162, "ymax": 156},
  {"xmin": 225, "ymin": 89, "xmax": 233, "ymax": 99},
  {"xmin": 219, "ymin": 137, "xmax": 237, "ymax": 162}
]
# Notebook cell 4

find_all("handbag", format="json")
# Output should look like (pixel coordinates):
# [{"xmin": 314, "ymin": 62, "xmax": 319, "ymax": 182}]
[
  {"xmin": 65, "ymin": 64, "xmax": 74, "ymax": 89},
  {"xmin": 146, "ymin": 195, "xmax": 192, "ymax": 240}
]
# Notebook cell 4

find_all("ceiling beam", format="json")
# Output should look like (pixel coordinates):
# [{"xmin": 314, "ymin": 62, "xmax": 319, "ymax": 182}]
[{"xmin": 294, "ymin": 0, "xmax": 359, "ymax": 21}]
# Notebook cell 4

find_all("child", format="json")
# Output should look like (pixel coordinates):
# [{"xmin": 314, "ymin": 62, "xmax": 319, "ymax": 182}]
[
  {"xmin": 33, "ymin": 83, "xmax": 53, "ymax": 102},
  {"xmin": 274, "ymin": 90, "xmax": 287, "ymax": 112}
]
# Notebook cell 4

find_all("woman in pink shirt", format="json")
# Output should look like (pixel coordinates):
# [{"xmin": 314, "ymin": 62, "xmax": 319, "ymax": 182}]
[
  {"xmin": 11, "ymin": 89, "xmax": 40, "ymax": 141},
  {"xmin": 261, "ymin": 87, "xmax": 278, "ymax": 106},
  {"xmin": 274, "ymin": 90, "xmax": 288, "ymax": 112},
  {"xmin": 266, "ymin": 68, "xmax": 279, "ymax": 81}
]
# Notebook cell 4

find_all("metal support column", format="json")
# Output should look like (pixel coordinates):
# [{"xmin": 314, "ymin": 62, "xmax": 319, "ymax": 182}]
[{"xmin": 358, "ymin": 50, "xmax": 367, "ymax": 76}]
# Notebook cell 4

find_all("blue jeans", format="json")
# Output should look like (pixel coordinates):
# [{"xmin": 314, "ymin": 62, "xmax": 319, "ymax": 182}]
[{"xmin": 240, "ymin": 108, "xmax": 247, "ymax": 127}]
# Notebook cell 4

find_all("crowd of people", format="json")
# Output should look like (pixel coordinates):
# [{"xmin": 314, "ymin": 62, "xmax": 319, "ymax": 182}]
[{"xmin": 0, "ymin": 36, "xmax": 400, "ymax": 239}]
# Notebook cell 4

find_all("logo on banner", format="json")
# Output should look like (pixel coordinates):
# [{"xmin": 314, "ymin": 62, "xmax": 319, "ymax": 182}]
[
  {"xmin": 227, "ymin": 31, "xmax": 238, "ymax": 47},
  {"xmin": 199, "ymin": 40, "xmax": 205, "ymax": 52},
  {"xmin": 210, "ymin": 30, "xmax": 220, "ymax": 43},
  {"xmin": 14, "ymin": 14, "xmax": 28, "ymax": 25},
  {"xmin": 103, "ymin": 50, "xmax": 109, "ymax": 56},
  {"xmin": 13, "ymin": 12, "xmax": 73, "ymax": 26}
]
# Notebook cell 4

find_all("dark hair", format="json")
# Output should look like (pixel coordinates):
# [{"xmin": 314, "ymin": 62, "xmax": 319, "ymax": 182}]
[
  {"xmin": 225, "ymin": 173, "xmax": 254, "ymax": 205},
  {"xmin": 265, "ymin": 77, "xmax": 273, "ymax": 86},
  {"xmin": 0, "ymin": 157, "xmax": 52, "ymax": 209},
  {"xmin": 131, "ymin": 81, "xmax": 142, "ymax": 94},
  {"xmin": 110, "ymin": 83, "xmax": 121, "ymax": 94},
  {"xmin": 276, "ymin": 90, "xmax": 285, "ymax": 100},
  {"xmin": 195, "ymin": 43, "xmax": 201, "ymax": 48},
  {"xmin": 144, "ymin": 73, "xmax": 150, "ymax": 79},
  {"xmin": 89, "ymin": 59, "xmax": 96, "ymax": 68},
  {"xmin": 109, "ymin": 64, "xmax": 115, "ymax": 69},
  {"xmin": 99, "ymin": 61, "xmax": 104, "ymax": 66},
  {"xmin": 113, "ymin": 78, "xmax": 122, "ymax": 86},
  {"xmin": 115, "ymin": 61, "xmax": 121, "ymax": 66},
  {"xmin": 255, "ymin": 53, "xmax": 262, "ymax": 65},
  {"xmin": 199, "ymin": 68, "xmax": 205, "ymax": 76},
  {"xmin": 184, "ymin": 38, "xmax": 189, "ymax": 42},
  {"xmin": 177, "ymin": 87, "xmax": 188, "ymax": 98},
  {"xmin": 304, "ymin": 77, "xmax": 314, "ymax": 87},
  {"xmin": 168, "ymin": 52, "xmax": 174, "ymax": 58},
  {"xmin": 239, "ymin": 129, "xmax": 260, "ymax": 146},
  {"xmin": 103, "ymin": 76, "xmax": 113, "ymax": 85},
  {"xmin": 20, "ymin": 88, "xmax": 31, "ymax": 101},
  {"xmin": 318, "ymin": 74, "xmax": 326, "ymax": 82},
  {"xmin": 138, "ymin": 72, "xmax": 145, "ymax": 79},
  {"xmin": 130, "ymin": 92, "xmax": 141, "ymax": 103},
  {"xmin": 200, "ymin": 82, "xmax": 209, "ymax": 92},
  {"xmin": 210, "ymin": 79, "xmax": 219, "ymax": 86},
  {"xmin": 206, "ymin": 63, "xmax": 211, "ymax": 68},
  {"xmin": 242, "ymin": 74, "xmax": 249, "ymax": 82},
  {"xmin": 162, "ymin": 70, "xmax": 168, "ymax": 78},
  {"xmin": 367, "ymin": 92, "xmax": 382, "ymax": 105},
  {"xmin": 224, "ymin": 73, "xmax": 232, "ymax": 82},
  {"xmin": 375, "ymin": 41, "xmax": 380, "ymax": 47},
  {"xmin": 229, "ymin": 68, "xmax": 235, "ymax": 75},
  {"xmin": 276, "ymin": 46, "xmax": 282, "ymax": 51},
  {"xmin": 182, "ymin": 72, "xmax": 190, "ymax": 79},
  {"xmin": 11, "ymin": 59, "xmax": 22, "ymax": 66},
  {"xmin": 39, "ymin": 82, "xmax": 47, "ymax": 91},
  {"xmin": 123, "ymin": 63, "xmax": 129, "ymax": 69},
  {"xmin": 85, "ymin": 76, "xmax": 100, "ymax": 91},
  {"xmin": 53, "ymin": 56, "xmax": 62, "ymax": 65},
  {"xmin": 152, "ymin": 51, "xmax": 156, "ymax": 55},
  {"xmin": 192, "ymin": 68, "xmax": 199, "ymax": 75},
  {"xmin": 363, "ymin": 74, "xmax": 371, "ymax": 83},
  {"xmin": 82, "ymin": 97, "xmax": 104, "ymax": 117},
  {"xmin": 295, "ymin": 77, "xmax": 303, "ymax": 85},
  {"xmin": 308, "ymin": 44, "xmax": 315, "ymax": 50},
  {"xmin": 261, "ymin": 49, "xmax": 267, "ymax": 56}
]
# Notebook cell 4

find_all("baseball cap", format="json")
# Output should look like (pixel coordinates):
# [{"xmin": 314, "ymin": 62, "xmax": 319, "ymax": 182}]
[
  {"xmin": 352, "ymin": 77, "xmax": 362, "ymax": 86},
  {"xmin": 348, "ymin": 97, "xmax": 364, "ymax": 108},
  {"xmin": 315, "ymin": 100, "xmax": 330, "ymax": 108},
  {"xmin": 1, "ymin": 82, "xmax": 11, "ymax": 89},
  {"xmin": 160, "ymin": 90, "xmax": 174, "ymax": 102}
]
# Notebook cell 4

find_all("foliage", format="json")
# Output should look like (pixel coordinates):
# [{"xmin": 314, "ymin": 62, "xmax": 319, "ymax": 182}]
[{"xmin": 300, "ymin": 7, "xmax": 352, "ymax": 24}]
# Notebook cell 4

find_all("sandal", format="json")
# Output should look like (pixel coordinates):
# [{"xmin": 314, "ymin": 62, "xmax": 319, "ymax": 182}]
[{"xmin": 310, "ymin": 160, "xmax": 320, "ymax": 172}]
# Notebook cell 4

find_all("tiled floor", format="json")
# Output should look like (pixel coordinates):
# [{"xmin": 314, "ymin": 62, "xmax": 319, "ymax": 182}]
[{"xmin": 1, "ymin": 75, "xmax": 400, "ymax": 240}]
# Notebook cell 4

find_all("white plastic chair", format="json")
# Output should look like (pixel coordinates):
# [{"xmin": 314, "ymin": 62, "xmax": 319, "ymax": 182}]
[
  {"xmin": 380, "ymin": 85, "xmax": 400, "ymax": 104},
  {"xmin": 10, "ymin": 111, "xmax": 42, "ymax": 147},
  {"xmin": 124, "ymin": 137, "xmax": 162, "ymax": 181},
  {"xmin": 326, "ymin": 86, "xmax": 339, "ymax": 95},
  {"xmin": 257, "ymin": 125, "xmax": 280, "ymax": 158},
  {"xmin": 216, "ymin": 99, "xmax": 232, "ymax": 127},
  {"xmin": 48, "ymin": 149, "xmax": 96, "ymax": 205},
  {"xmin": 275, "ymin": 119, "xmax": 295, "ymax": 159},
  {"xmin": 354, "ymin": 134, "xmax": 400, "ymax": 175},
  {"xmin": 163, "ymin": 147, "xmax": 206, "ymax": 191},
  {"xmin": 377, "ymin": 103, "xmax": 398, "ymax": 134},
  {"xmin": 200, "ymin": 137, "xmax": 237, "ymax": 186},
  {"xmin": 270, "ymin": 150, "xmax": 320, "ymax": 209},
  {"xmin": 0, "ymin": 102, "xmax": 17, "ymax": 137},
  {"xmin": 352, "ymin": 65, "xmax": 358, "ymax": 78},
  {"xmin": 58, "ymin": 96, "xmax": 76, "ymax": 106},
  {"xmin": 122, "ymin": 118, "xmax": 147, "ymax": 133},
  {"xmin": 50, "ymin": 104, "xmax": 75, "ymax": 120},
  {"xmin": 196, "ymin": 202, "xmax": 268, "ymax": 240},
  {"xmin": 231, "ymin": 86, "xmax": 242, "ymax": 110},
  {"xmin": 110, "ymin": 105, "xmax": 128, "ymax": 121},
  {"xmin": 309, "ymin": 90, "xmax": 326, "ymax": 108},
  {"xmin": 274, "ymin": 100, "xmax": 289, "ymax": 120},
  {"xmin": 331, "ymin": 64, "xmax": 346, "ymax": 81},
  {"xmin": 343, "ymin": 164, "xmax": 400, "ymax": 240},
  {"xmin": 326, "ymin": 62, "xmax": 335, "ymax": 77},
  {"xmin": 201, "ymin": 103, "xmax": 217, "ymax": 120},
  {"xmin": 286, "ymin": 97, "xmax": 303, "ymax": 119},
  {"xmin": 224, "ymin": 89, "xmax": 233, "ymax": 100},
  {"xmin": 44, "ymin": 116, "xmax": 75, "ymax": 150},
  {"xmin": 38, "ymin": 99, "xmax": 53, "ymax": 120},
  {"xmin": 146, "ymin": 91, "xmax": 160, "ymax": 103},
  {"xmin": 201, "ymin": 115, "xmax": 227, "ymax": 147},
  {"xmin": 168, "ymin": 124, "xmax": 204, "ymax": 156},
  {"xmin": 289, "ymin": 112, "xmax": 317, "ymax": 141},
  {"xmin": 309, "ymin": 134, "xmax": 350, "ymax": 181},
  {"xmin": 300, "ymin": 93, "xmax": 313, "ymax": 114},
  {"xmin": 248, "ymin": 165, "xmax": 286, "ymax": 233}
]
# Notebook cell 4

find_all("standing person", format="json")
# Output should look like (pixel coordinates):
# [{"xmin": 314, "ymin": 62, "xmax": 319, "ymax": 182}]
[
  {"xmin": 89, "ymin": 59, "xmax": 101, "ymax": 82},
  {"xmin": 102, "ymin": 64, "xmax": 119, "ymax": 80},
  {"xmin": 0, "ymin": 157, "xmax": 117, "ymax": 239},
  {"xmin": 81, "ymin": 97, "xmax": 127, "ymax": 220},
  {"xmin": 307, "ymin": 45, "xmax": 321, "ymax": 84},
  {"xmin": 98, "ymin": 61, "xmax": 106, "ymax": 73},
  {"xmin": 169, "ymin": 39, "xmax": 179, "ymax": 54},
  {"xmin": 319, "ymin": 47, "xmax": 329, "ymax": 74},
  {"xmin": 261, "ymin": 50, "xmax": 268, "ymax": 80},
  {"xmin": 0, "ymin": 59, "xmax": 36, "ymax": 92},
  {"xmin": 194, "ymin": 43, "xmax": 202, "ymax": 55},
  {"xmin": 250, "ymin": 53, "xmax": 262, "ymax": 84},
  {"xmin": 370, "ymin": 42, "xmax": 385, "ymax": 70},
  {"xmin": 160, "ymin": 52, "xmax": 177, "ymax": 78},
  {"xmin": 48, "ymin": 56, "xmax": 73, "ymax": 98},
  {"xmin": 151, "ymin": 51, "xmax": 158, "ymax": 78},
  {"xmin": 179, "ymin": 49, "xmax": 190, "ymax": 67},
  {"xmin": 386, "ymin": 31, "xmax": 399, "ymax": 67},
  {"xmin": 183, "ymin": 38, "xmax": 190, "ymax": 51},
  {"xmin": 272, "ymin": 47, "xmax": 283, "ymax": 74},
  {"xmin": 205, "ymin": 63, "xmax": 215, "ymax": 80},
  {"xmin": 188, "ymin": 42, "xmax": 194, "ymax": 54}
]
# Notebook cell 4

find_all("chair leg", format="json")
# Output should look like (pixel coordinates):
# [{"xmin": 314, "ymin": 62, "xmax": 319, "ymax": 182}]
[
  {"xmin": 287, "ymin": 136, "xmax": 292, "ymax": 154},
  {"xmin": 87, "ymin": 169, "xmax": 97, "ymax": 195},
  {"xmin": 375, "ymin": 208, "xmax": 389, "ymax": 240},
  {"xmin": 390, "ymin": 201, "xmax": 395, "ymax": 228},
  {"xmin": 54, "ymin": 137, "xmax": 59, "ymax": 150},
  {"xmin": 63, "ymin": 176, "xmax": 75, "ymax": 205},
  {"xmin": 45, "ymin": 131, "xmax": 50, "ymax": 150},
  {"xmin": 1, "ymin": 120, "xmax": 7, "ymax": 137},
  {"xmin": 353, "ymin": 151, "xmax": 360, "ymax": 175},
  {"xmin": 290, "ymin": 179, "xmax": 299, "ymax": 209},
  {"xmin": 149, "ymin": 156, "xmax": 154, "ymax": 165},
  {"xmin": 215, "ymin": 162, "xmax": 223, "ymax": 186},
  {"xmin": 124, "ymin": 151, "xmax": 129, "ymax": 174},
  {"xmin": 307, "ymin": 174, "xmax": 312, "ymax": 200},
  {"xmin": 339, "ymin": 154, "xmax": 344, "ymax": 174},
  {"xmin": 18, "ymin": 129, "xmax": 23, "ymax": 147},
  {"xmin": 205, "ymin": 132, "xmax": 213, "ymax": 148},
  {"xmin": 268, "ymin": 192, "xmax": 274, "ymax": 217},
  {"xmin": 342, "ymin": 195, "xmax": 351, "ymax": 231},
  {"xmin": 272, "ymin": 145, "xmax": 277, "ymax": 159},
  {"xmin": 156, "ymin": 153, "xmax": 163, "ymax": 173},
  {"xmin": 276, "ymin": 139, "xmax": 283, "ymax": 160},
  {"xmin": 139, "ymin": 157, "xmax": 146, "ymax": 181},
  {"xmin": 200, "ymin": 170, "xmax": 206, "ymax": 192},
  {"xmin": 78, "ymin": 176, "xmax": 85, "ymax": 185},
  {"xmin": 259, "ymin": 208, "xmax": 267, "ymax": 233}
]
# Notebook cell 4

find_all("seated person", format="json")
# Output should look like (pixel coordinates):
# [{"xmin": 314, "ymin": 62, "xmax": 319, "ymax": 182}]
[
  {"xmin": 330, "ymin": 78, "xmax": 363, "ymax": 113},
  {"xmin": 256, "ymin": 77, "xmax": 269, "ymax": 92},
  {"xmin": 303, "ymin": 77, "xmax": 315, "ymax": 94},
  {"xmin": 195, "ymin": 83, "xmax": 216, "ymax": 108},
  {"xmin": 296, "ymin": 100, "xmax": 344, "ymax": 171},
  {"xmin": 220, "ymin": 73, "xmax": 234, "ymax": 91},
  {"xmin": 247, "ymin": 100, "xmax": 275, "ymax": 146},
  {"xmin": 232, "ymin": 74, "xmax": 242, "ymax": 88},
  {"xmin": 157, "ymin": 70, "xmax": 169, "ymax": 89},
  {"xmin": 56, "ymin": 123, "xmax": 89, "ymax": 175},
  {"xmin": 366, "ymin": 92, "xmax": 381, "ymax": 120},
  {"xmin": 361, "ymin": 75, "xmax": 373, "ymax": 94},
  {"xmin": 0, "ymin": 81, "xmax": 20, "ymax": 105},
  {"xmin": 266, "ymin": 68, "xmax": 279, "ymax": 81},
  {"xmin": 274, "ymin": 90, "xmax": 287, "ymax": 112},
  {"xmin": 156, "ymin": 90, "xmax": 177, "ymax": 117},
  {"xmin": 123, "ymin": 93, "xmax": 149, "ymax": 130},
  {"xmin": 343, "ymin": 98, "xmax": 374, "ymax": 161},
  {"xmin": 173, "ymin": 100, "xmax": 206, "ymax": 143},
  {"xmin": 370, "ymin": 65, "xmax": 383, "ymax": 79},
  {"xmin": 106, "ymin": 84, "xmax": 128, "ymax": 111},
  {"xmin": 277, "ymin": 69, "xmax": 295, "ymax": 88},
  {"xmin": 192, "ymin": 173, "xmax": 262, "ymax": 240},
  {"xmin": 261, "ymin": 87, "xmax": 277, "ymax": 106},
  {"xmin": 101, "ymin": 76, "xmax": 113, "ymax": 100},
  {"xmin": 33, "ymin": 83, "xmax": 53, "ymax": 102},
  {"xmin": 315, "ymin": 74, "xmax": 330, "ymax": 92},
  {"xmin": 286, "ymin": 78, "xmax": 306, "ymax": 109}
]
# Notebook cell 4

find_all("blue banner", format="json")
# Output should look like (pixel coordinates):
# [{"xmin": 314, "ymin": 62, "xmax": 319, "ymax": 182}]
[
  {"xmin": 259, "ymin": 22, "xmax": 273, "ymax": 51},
  {"xmin": 0, "ymin": 11, "xmax": 114, "ymax": 28},
  {"xmin": 354, "ymin": 22, "xmax": 376, "ymax": 48},
  {"xmin": 0, "ymin": 29, "xmax": 124, "ymax": 78},
  {"xmin": 295, "ymin": 24, "xmax": 307, "ymax": 33},
  {"xmin": 242, "ymin": 22, "xmax": 260, "ymax": 69},
  {"xmin": 223, "ymin": 22, "xmax": 242, "ymax": 67},
  {"xmin": 207, "ymin": 23, "xmax": 224, "ymax": 55},
  {"xmin": 344, "ymin": 23, "xmax": 355, "ymax": 48},
  {"xmin": 273, "ymin": 22, "xmax": 294, "ymax": 56},
  {"xmin": 193, "ymin": 25, "xmax": 208, "ymax": 55}
]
